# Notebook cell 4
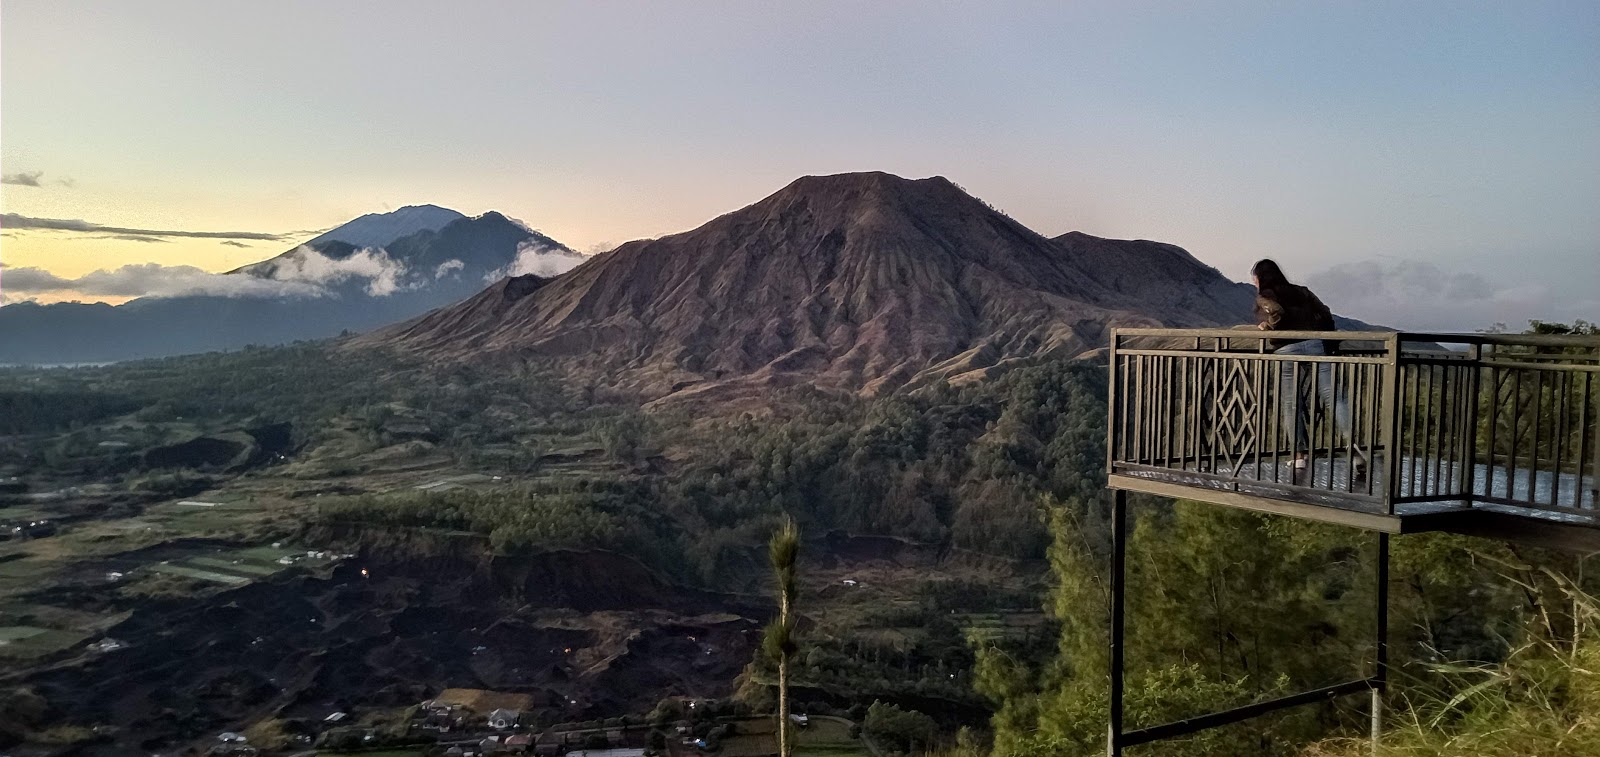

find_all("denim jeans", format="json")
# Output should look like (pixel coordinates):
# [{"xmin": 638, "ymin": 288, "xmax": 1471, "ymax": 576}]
[{"xmin": 1275, "ymin": 340, "xmax": 1352, "ymax": 454}]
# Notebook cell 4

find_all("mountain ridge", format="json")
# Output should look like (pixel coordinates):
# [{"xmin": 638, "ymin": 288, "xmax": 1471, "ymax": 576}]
[{"xmin": 358, "ymin": 172, "xmax": 1258, "ymax": 401}]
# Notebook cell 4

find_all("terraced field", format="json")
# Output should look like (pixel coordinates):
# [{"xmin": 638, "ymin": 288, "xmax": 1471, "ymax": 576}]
[
  {"xmin": 957, "ymin": 610, "xmax": 1049, "ymax": 642},
  {"xmin": 0, "ymin": 624, "xmax": 89, "ymax": 660}
]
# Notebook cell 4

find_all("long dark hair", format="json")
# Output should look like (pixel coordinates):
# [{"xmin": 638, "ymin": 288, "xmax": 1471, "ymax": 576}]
[{"xmin": 1251, "ymin": 258, "xmax": 1291, "ymax": 296}]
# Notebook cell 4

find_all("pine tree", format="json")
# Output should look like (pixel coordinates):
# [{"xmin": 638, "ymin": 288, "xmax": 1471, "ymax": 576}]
[{"xmin": 765, "ymin": 516, "xmax": 801, "ymax": 757}]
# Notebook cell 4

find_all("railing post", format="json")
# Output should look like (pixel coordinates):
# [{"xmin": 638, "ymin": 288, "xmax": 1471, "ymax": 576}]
[
  {"xmin": 1463, "ymin": 344, "xmax": 1483, "ymax": 503},
  {"xmin": 1379, "ymin": 334, "xmax": 1403, "ymax": 514},
  {"xmin": 1591, "ymin": 377, "xmax": 1600, "ymax": 504},
  {"xmin": 1107, "ymin": 330, "xmax": 1120, "ymax": 477},
  {"xmin": 1108, "ymin": 488, "xmax": 1127, "ymax": 757}
]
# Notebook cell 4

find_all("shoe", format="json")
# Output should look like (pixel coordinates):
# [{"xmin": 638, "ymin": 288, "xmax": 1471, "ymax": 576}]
[{"xmin": 1351, "ymin": 449, "xmax": 1370, "ymax": 487}]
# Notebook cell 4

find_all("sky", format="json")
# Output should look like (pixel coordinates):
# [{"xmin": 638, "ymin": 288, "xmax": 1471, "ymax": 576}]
[{"xmin": 2, "ymin": 1, "xmax": 1596, "ymax": 330}]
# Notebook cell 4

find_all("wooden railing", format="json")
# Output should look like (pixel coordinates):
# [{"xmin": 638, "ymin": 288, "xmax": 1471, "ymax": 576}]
[{"xmin": 1107, "ymin": 329, "xmax": 1600, "ymax": 521}]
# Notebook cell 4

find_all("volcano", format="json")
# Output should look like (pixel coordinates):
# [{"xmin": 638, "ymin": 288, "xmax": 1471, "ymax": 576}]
[
  {"xmin": 359, "ymin": 172, "xmax": 1255, "ymax": 399},
  {"xmin": 0, "ymin": 210, "xmax": 584, "ymax": 364}
]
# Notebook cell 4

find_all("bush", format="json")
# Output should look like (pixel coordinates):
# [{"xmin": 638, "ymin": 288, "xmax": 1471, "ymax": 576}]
[
  {"xmin": 864, "ymin": 700, "xmax": 938, "ymax": 753},
  {"xmin": 648, "ymin": 698, "xmax": 683, "ymax": 726}
]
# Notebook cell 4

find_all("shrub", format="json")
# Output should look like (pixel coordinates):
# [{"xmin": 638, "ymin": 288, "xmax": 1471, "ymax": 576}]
[{"xmin": 864, "ymin": 701, "xmax": 938, "ymax": 753}]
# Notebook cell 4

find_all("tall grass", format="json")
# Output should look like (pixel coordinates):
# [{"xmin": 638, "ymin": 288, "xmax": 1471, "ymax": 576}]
[{"xmin": 1308, "ymin": 568, "xmax": 1600, "ymax": 757}]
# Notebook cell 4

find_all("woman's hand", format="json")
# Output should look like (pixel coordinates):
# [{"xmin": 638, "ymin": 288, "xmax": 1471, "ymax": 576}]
[{"xmin": 1258, "ymin": 323, "xmax": 1269, "ymax": 330}]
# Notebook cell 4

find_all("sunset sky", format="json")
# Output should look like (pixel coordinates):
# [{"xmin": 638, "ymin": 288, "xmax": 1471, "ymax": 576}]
[{"xmin": 3, "ymin": 1, "xmax": 1597, "ymax": 329}]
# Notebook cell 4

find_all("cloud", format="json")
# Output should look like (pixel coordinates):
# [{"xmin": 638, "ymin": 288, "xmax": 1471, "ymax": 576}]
[
  {"xmin": 220, "ymin": 240, "xmax": 254, "ymax": 248},
  {"xmin": 3, "ymin": 267, "xmax": 74, "ymax": 292},
  {"xmin": 2, "ymin": 171, "xmax": 44, "ymax": 187},
  {"xmin": 2, "ymin": 246, "xmax": 417, "ymax": 301},
  {"xmin": 95, "ymin": 234, "xmax": 170, "ymax": 244},
  {"xmin": 252, "ymin": 246, "xmax": 413, "ymax": 297},
  {"xmin": 485, "ymin": 240, "xmax": 587, "ymax": 281},
  {"xmin": 434, "ymin": 259, "xmax": 465, "ymax": 279},
  {"xmin": 1307, "ymin": 259, "xmax": 1597, "ymax": 332},
  {"xmin": 1, "ymin": 213, "xmax": 289, "ymax": 242},
  {"xmin": 2, "ymin": 263, "xmax": 323, "ymax": 299},
  {"xmin": 1, "ymin": 235, "xmax": 585, "ymax": 303}
]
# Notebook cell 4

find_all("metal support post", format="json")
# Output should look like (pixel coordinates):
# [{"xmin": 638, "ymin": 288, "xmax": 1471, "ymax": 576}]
[
  {"xmin": 1108, "ymin": 489, "xmax": 1127, "ymax": 757},
  {"xmin": 1371, "ymin": 531, "xmax": 1390, "ymax": 755}
]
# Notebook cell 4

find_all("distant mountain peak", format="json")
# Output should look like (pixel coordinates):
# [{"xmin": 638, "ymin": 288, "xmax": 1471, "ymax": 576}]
[
  {"xmin": 776, "ymin": 171, "xmax": 955, "ymax": 192},
  {"xmin": 0, "ymin": 207, "xmax": 583, "ymax": 364},
  {"xmin": 472, "ymin": 210, "xmax": 515, "ymax": 223},
  {"xmin": 307, "ymin": 205, "xmax": 467, "ymax": 249},
  {"xmin": 756, "ymin": 172, "xmax": 965, "ymax": 211},
  {"xmin": 228, "ymin": 208, "xmax": 581, "ymax": 297}
]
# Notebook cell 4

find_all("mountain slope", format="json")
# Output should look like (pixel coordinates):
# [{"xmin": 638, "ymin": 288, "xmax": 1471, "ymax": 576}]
[
  {"xmin": 1050, "ymin": 231, "xmax": 1258, "ymax": 324},
  {"xmin": 0, "ymin": 212, "xmax": 581, "ymax": 364},
  {"xmin": 361, "ymin": 172, "xmax": 1253, "ymax": 399}
]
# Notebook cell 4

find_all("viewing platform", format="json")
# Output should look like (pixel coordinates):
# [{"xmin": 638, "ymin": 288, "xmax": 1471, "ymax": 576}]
[
  {"xmin": 1106, "ymin": 328, "xmax": 1600, "ymax": 550},
  {"xmin": 1103, "ymin": 326, "xmax": 1600, "ymax": 755}
]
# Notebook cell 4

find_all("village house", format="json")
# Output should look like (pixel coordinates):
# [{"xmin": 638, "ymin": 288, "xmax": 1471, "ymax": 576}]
[
  {"xmin": 532, "ymin": 730, "xmax": 562, "ymax": 756},
  {"xmin": 486, "ymin": 707, "xmax": 522, "ymax": 730},
  {"xmin": 416, "ymin": 699, "xmax": 467, "ymax": 733},
  {"xmin": 204, "ymin": 743, "xmax": 258, "ymax": 757}
]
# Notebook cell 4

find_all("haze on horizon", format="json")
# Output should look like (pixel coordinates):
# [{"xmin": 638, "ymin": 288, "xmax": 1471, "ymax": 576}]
[{"xmin": 1, "ymin": 1, "xmax": 1596, "ymax": 332}]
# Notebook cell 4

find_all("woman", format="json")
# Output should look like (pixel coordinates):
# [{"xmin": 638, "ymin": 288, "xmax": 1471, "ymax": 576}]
[{"xmin": 1252, "ymin": 259, "xmax": 1365, "ymax": 482}]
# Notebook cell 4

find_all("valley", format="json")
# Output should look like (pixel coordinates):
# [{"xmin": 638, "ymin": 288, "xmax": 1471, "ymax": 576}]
[{"xmin": 0, "ymin": 337, "xmax": 1063, "ymax": 754}]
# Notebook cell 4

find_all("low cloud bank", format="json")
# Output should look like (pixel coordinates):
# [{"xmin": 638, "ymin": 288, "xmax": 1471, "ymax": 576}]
[
  {"xmin": 2, "ymin": 246, "xmax": 421, "ymax": 302},
  {"xmin": 1308, "ymin": 259, "xmax": 1598, "ymax": 332},
  {"xmin": 1, "ymin": 241, "xmax": 594, "ymax": 305},
  {"xmin": 3, "ymin": 263, "xmax": 324, "ymax": 300}
]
